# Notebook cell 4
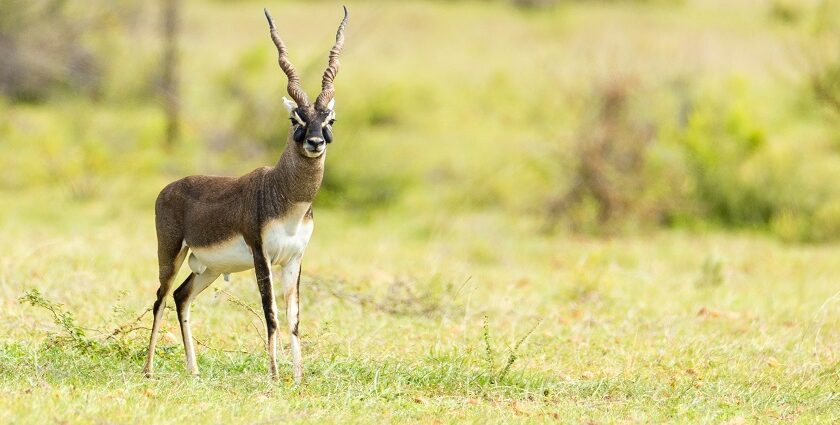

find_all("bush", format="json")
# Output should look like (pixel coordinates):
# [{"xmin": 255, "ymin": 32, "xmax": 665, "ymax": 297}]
[
  {"xmin": 676, "ymin": 83, "xmax": 771, "ymax": 226},
  {"xmin": 541, "ymin": 75, "xmax": 840, "ymax": 243},
  {"xmin": 544, "ymin": 77, "xmax": 657, "ymax": 233},
  {"xmin": 0, "ymin": 0, "xmax": 138, "ymax": 103}
]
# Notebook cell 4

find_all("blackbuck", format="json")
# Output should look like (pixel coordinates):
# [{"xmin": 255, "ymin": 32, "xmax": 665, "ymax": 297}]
[{"xmin": 143, "ymin": 7, "xmax": 349, "ymax": 383}]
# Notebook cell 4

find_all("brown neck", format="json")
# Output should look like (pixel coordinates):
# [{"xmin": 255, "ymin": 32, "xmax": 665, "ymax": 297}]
[{"xmin": 267, "ymin": 137, "xmax": 325, "ymax": 204}]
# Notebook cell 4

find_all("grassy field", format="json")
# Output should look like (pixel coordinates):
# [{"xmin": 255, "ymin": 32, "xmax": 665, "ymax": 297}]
[
  {"xmin": 1, "ymin": 183, "xmax": 839, "ymax": 423},
  {"xmin": 1, "ymin": 0, "xmax": 839, "ymax": 423}
]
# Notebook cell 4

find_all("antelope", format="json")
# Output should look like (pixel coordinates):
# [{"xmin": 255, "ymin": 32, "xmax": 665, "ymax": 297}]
[{"xmin": 142, "ymin": 7, "xmax": 349, "ymax": 383}]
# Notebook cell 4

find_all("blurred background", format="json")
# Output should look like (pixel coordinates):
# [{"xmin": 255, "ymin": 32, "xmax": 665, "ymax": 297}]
[{"xmin": 1, "ymin": 0, "xmax": 839, "ymax": 241}]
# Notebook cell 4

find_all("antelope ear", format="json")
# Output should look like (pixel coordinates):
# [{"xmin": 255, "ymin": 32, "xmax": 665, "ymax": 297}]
[
  {"xmin": 327, "ymin": 98, "xmax": 336, "ymax": 111},
  {"xmin": 283, "ymin": 97, "xmax": 298, "ymax": 113}
]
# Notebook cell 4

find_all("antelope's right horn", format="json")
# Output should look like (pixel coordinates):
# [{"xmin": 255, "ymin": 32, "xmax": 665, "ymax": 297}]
[{"xmin": 264, "ymin": 8, "xmax": 309, "ymax": 107}]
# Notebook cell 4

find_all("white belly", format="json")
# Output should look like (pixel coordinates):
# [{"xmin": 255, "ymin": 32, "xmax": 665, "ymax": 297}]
[
  {"xmin": 188, "ymin": 236, "xmax": 254, "ymax": 274},
  {"xmin": 187, "ymin": 203, "xmax": 313, "ymax": 275}
]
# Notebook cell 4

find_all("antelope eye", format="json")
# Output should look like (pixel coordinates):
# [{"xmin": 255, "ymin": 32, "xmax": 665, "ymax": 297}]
[{"xmin": 328, "ymin": 119, "xmax": 336, "ymax": 125}]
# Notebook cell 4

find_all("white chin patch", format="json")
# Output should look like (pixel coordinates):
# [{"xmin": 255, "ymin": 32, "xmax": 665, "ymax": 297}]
[{"xmin": 303, "ymin": 147, "xmax": 325, "ymax": 158}]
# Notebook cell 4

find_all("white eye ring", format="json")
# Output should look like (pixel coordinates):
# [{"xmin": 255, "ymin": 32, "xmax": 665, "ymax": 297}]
[{"xmin": 291, "ymin": 111, "xmax": 306, "ymax": 126}]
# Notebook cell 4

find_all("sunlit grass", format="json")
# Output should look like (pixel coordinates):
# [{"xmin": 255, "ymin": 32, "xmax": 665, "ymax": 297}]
[{"xmin": 1, "ymin": 184, "xmax": 838, "ymax": 423}]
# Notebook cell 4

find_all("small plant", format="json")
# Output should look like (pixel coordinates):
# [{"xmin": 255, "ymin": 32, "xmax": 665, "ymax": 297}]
[
  {"xmin": 19, "ymin": 289, "xmax": 159, "ymax": 357},
  {"xmin": 482, "ymin": 316, "xmax": 497, "ymax": 382},
  {"xmin": 19, "ymin": 287, "xmax": 273, "ymax": 361},
  {"xmin": 18, "ymin": 289, "xmax": 97, "ymax": 351},
  {"xmin": 481, "ymin": 315, "xmax": 541, "ymax": 384}
]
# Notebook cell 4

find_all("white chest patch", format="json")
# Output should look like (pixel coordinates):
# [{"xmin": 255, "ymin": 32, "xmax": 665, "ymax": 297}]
[
  {"xmin": 262, "ymin": 203, "xmax": 314, "ymax": 266},
  {"xmin": 187, "ymin": 203, "xmax": 314, "ymax": 275}
]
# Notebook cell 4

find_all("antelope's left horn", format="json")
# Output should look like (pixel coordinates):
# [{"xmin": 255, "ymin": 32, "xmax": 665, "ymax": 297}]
[{"xmin": 315, "ymin": 6, "xmax": 349, "ymax": 110}]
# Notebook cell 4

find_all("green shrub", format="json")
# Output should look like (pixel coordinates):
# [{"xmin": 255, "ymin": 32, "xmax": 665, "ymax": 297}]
[{"xmin": 676, "ymin": 81, "xmax": 772, "ymax": 226}]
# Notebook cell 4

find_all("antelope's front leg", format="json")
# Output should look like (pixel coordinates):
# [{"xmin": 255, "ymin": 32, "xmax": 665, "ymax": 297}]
[
  {"xmin": 281, "ymin": 257, "xmax": 303, "ymax": 384},
  {"xmin": 253, "ymin": 248, "xmax": 280, "ymax": 380}
]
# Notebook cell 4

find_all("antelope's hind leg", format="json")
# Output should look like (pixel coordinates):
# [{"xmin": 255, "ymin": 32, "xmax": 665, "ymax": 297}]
[
  {"xmin": 173, "ymin": 270, "xmax": 221, "ymax": 376},
  {"xmin": 144, "ymin": 244, "xmax": 187, "ymax": 377}
]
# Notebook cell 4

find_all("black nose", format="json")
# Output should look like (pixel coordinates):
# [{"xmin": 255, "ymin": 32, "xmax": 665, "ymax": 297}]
[{"xmin": 306, "ymin": 137, "xmax": 325, "ymax": 149}]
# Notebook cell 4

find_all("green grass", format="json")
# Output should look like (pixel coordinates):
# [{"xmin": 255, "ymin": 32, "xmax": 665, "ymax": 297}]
[{"xmin": 1, "ymin": 185, "xmax": 838, "ymax": 423}]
